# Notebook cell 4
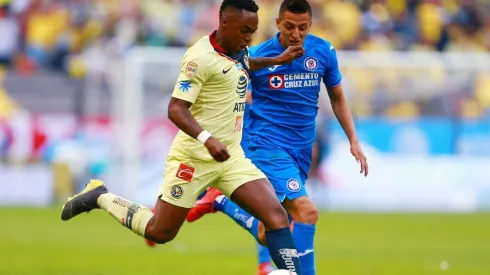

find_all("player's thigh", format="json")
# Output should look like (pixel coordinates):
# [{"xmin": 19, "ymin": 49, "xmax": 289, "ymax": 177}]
[
  {"xmin": 248, "ymin": 146, "xmax": 308, "ymax": 202},
  {"xmin": 213, "ymin": 155, "xmax": 265, "ymax": 197},
  {"xmin": 214, "ymin": 156, "xmax": 289, "ymax": 229},
  {"xmin": 159, "ymin": 154, "xmax": 220, "ymax": 208}
]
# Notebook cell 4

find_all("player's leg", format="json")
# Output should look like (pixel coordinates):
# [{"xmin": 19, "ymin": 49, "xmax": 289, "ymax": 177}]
[
  {"xmin": 61, "ymin": 155, "xmax": 215, "ymax": 245},
  {"xmin": 147, "ymin": 188, "xmax": 209, "ymax": 248},
  {"xmin": 242, "ymin": 138, "xmax": 275, "ymax": 273},
  {"xmin": 60, "ymin": 179, "xmax": 189, "ymax": 243},
  {"xmin": 216, "ymin": 157, "xmax": 302, "ymax": 274},
  {"xmin": 250, "ymin": 146, "xmax": 318, "ymax": 275}
]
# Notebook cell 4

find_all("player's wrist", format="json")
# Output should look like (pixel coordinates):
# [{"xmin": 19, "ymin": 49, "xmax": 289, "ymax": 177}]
[
  {"xmin": 274, "ymin": 55, "xmax": 286, "ymax": 65},
  {"xmin": 197, "ymin": 130, "xmax": 212, "ymax": 144}
]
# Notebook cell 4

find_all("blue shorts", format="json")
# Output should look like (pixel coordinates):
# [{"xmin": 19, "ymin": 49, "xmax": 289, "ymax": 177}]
[{"xmin": 245, "ymin": 142, "xmax": 312, "ymax": 202}]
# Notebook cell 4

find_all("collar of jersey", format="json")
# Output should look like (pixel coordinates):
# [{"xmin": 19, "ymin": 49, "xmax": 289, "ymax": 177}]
[
  {"xmin": 272, "ymin": 32, "xmax": 287, "ymax": 51},
  {"xmin": 209, "ymin": 31, "xmax": 228, "ymax": 54}
]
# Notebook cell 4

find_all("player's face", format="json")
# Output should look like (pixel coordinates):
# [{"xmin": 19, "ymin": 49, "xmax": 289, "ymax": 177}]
[
  {"xmin": 276, "ymin": 11, "xmax": 312, "ymax": 47},
  {"xmin": 221, "ymin": 10, "xmax": 258, "ymax": 53}
]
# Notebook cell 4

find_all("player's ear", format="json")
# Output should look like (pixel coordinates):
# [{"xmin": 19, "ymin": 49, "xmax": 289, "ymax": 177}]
[
  {"xmin": 275, "ymin": 17, "xmax": 281, "ymax": 30},
  {"xmin": 221, "ymin": 16, "xmax": 229, "ymax": 29}
]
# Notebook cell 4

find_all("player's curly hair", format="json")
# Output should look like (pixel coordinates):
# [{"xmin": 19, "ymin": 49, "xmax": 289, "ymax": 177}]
[
  {"xmin": 219, "ymin": 0, "xmax": 259, "ymax": 19},
  {"xmin": 279, "ymin": 0, "xmax": 312, "ymax": 17}
]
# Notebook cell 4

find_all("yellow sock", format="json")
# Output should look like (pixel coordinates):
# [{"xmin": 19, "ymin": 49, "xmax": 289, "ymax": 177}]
[{"xmin": 97, "ymin": 193, "xmax": 153, "ymax": 237}]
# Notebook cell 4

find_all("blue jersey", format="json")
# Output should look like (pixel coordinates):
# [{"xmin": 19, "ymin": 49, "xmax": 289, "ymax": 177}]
[
  {"xmin": 246, "ymin": 33, "xmax": 342, "ymax": 150},
  {"xmin": 240, "ymin": 101, "xmax": 251, "ymax": 150}
]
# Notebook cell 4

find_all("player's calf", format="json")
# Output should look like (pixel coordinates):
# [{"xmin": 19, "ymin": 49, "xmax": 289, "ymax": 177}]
[
  {"xmin": 62, "ymin": 180, "xmax": 189, "ymax": 246},
  {"xmin": 230, "ymin": 179, "xmax": 303, "ymax": 274},
  {"xmin": 283, "ymin": 197, "xmax": 319, "ymax": 275}
]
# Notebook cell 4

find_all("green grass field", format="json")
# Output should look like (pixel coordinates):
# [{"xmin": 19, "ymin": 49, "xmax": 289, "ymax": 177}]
[{"xmin": 1, "ymin": 208, "xmax": 489, "ymax": 275}]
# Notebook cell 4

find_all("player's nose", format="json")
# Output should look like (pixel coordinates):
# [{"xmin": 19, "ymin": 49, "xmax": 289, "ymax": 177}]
[
  {"xmin": 291, "ymin": 29, "xmax": 300, "ymax": 39},
  {"xmin": 244, "ymin": 34, "xmax": 252, "ymax": 44}
]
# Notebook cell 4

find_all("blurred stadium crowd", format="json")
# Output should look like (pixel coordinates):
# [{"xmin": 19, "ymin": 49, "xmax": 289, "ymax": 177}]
[
  {"xmin": 0, "ymin": 0, "xmax": 488, "ymax": 117},
  {"xmin": 0, "ymin": 0, "xmax": 490, "ymax": 72}
]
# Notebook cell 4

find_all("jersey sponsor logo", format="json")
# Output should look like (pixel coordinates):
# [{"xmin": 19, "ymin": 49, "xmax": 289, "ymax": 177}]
[
  {"xmin": 176, "ymin": 163, "xmax": 195, "ymax": 182},
  {"xmin": 185, "ymin": 62, "xmax": 198, "ymax": 78},
  {"xmin": 170, "ymin": 185, "xmax": 184, "ymax": 199},
  {"xmin": 179, "ymin": 80, "xmax": 191, "ymax": 92},
  {"xmin": 233, "ymin": 102, "xmax": 245, "ymax": 112},
  {"xmin": 236, "ymin": 75, "xmax": 248, "ymax": 98},
  {"xmin": 234, "ymin": 116, "xmax": 243, "ymax": 132},
  {"xmin": 268, "ymin": 65, "xmax": 281, "ymax": 72},
  {"xmin": 287, "ymin": 178, "xmax": 301, "ymax": 192},
  {"xmin": 268, "ymin": 74, "xmax": 284, "ymax": 89},
  {"xmin": 304, "ymin": 57, "xmax": 318, "ymax": 71},
  {"xmin": 269, "ymin": 73, "xmax": 320, "ymax": 89}
]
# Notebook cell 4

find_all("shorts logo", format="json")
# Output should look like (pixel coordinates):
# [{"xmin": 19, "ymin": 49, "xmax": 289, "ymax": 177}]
[
  {"xmin": 186, "ymin": 62, "xmax": 198, "ymax": 78},
  {"xmin": 170, "ymin": 185, "xmax": 184, "ymax": 199},
  {"xmin": 234, "ymin": 116, "xmax": 243, "ymax": 132},
  {"xmin": 304, "ymin": 57, "xmax": 318, "ymax": 71},
  {"xmin": 268, "ymin": 74, "xmax": 284, "ymax": 89},
  {"xmin": 176, "ymin": 163, "xmax": 195, "ymax": 182},
  {"xmin": 287, "ymin": 178, "xmax": 301, "ymax": 192}
]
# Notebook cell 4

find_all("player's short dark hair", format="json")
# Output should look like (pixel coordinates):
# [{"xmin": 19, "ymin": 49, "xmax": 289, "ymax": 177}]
[
  {"xmin": 279, "ymin": 0, "xmax": 312, "ymax": 17},
  {"xmin": 219, "ymin": 0, "xmax": 259, "ymax": 19}
]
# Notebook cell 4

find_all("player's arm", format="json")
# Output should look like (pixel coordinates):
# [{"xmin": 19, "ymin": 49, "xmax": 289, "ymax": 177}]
[
  {"xmin": 324, "ymin": 46, "xmax": 368, "ymax": 176},
  {"xmin": 168, "ymin": 57, "xmax": 230, "ymax": 162},
  {"xmin": 327, "ymin": 85, "xmax": 357, "ymax": 144},
  {"xmin": 249, "ymin": 45, "xmax": 305, "ymax": 71},
  {"xmin": 327, "ymin": 84, "xmax": 368, "ymax": 176}
]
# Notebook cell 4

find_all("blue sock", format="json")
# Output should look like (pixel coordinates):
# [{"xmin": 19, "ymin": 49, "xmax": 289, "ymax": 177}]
[
  {"xmin": 292, "ymin": 223, "xmax": 316, "ymax": 275},
  {"xmin": 257, "ymin": 241, "xmax": 274, "ymax": 265},
  {"xmin": 265, "ymin": 227, "xmax": 302, "ymax": 274},
  {"xmin": 214, "ymin": 195, "xmax": 259, "ymax": 242}
]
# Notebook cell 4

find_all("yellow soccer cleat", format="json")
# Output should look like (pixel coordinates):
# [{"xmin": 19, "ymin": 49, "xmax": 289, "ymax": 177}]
[{"xmin": 61, "ymin": 179, "xmax": 108, "ymax": 221}]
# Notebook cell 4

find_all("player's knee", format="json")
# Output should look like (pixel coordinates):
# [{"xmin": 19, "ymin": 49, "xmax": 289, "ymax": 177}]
[
  {"xmin": 285, "ymin": 197, "xmax": 319, "ymax": 224},
  {"xmin": 263, "ymin": 203, "xmax": 289, "ymax": 229},
  {"xmin": 298, "ymin": 204, "xmax": 319, "ymax": 224},
  {"xmin": 147, "ymin": 226, "xmax": 178, "ymax": 244}
]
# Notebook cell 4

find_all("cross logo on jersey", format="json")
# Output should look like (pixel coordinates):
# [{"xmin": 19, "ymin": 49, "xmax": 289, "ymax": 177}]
[{"xmin": 268, "ymin": 74, "xmax": 284, "ymax": 89}]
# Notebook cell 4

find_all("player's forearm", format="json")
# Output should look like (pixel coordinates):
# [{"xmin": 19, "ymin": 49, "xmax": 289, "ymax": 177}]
[
  {"xmin": 249, "ymin": 57, "xmax": 282, "ymax": 71},
  {"xmin": 329, "ymin": 88, "xmax": 359, "ymax": 144},
  {"xmin": 168, "ymin": 98, "xmax": 205, "ymax": 140}
]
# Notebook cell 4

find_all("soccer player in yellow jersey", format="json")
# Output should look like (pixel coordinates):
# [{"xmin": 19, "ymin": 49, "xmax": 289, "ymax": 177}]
[{"xmin": 61, "ymin": 0, "xmax": 306, "ymax": 273}]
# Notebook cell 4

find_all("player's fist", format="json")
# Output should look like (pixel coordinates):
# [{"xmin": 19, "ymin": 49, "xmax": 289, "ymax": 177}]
[
  {"xmin": 277, "ymin": 45, "xmax": 305, "ymax": 64},
  {"xmin": 205, "ymin": 137, "xmax": 230, "ymax": 162}
]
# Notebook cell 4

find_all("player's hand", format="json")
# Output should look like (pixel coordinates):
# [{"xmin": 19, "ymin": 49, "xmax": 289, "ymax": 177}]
[
  {"xmin": 350, "ymin": 141, "xmax": 368, "ymax": 177},
  {"xmin": 277, "ymin": 45, "xmax": 305, "ymax": 64},
  {"xmin": 204, "ymin": 137, "xmax": 230, "ymax": 162}
]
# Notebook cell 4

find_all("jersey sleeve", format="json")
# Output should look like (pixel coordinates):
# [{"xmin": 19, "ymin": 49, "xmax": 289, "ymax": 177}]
[
  {"xmin": 171, "ymin": 50, "xmax": 211, "ymax": 103},
  {"xmin": 321, "ymin": 43, "xmax": 342, "ymax": 88}
]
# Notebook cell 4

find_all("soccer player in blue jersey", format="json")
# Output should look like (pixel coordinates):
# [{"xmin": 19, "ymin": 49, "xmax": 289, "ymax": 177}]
[{"xmin": 187, "ymin": 1, "xmax": 369, "ymax": 275}]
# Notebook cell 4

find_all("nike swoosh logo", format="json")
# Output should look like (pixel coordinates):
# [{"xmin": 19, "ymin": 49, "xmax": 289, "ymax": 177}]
[
  {"xmin": 268, "ymin": 65, "xmax": 281, "ymax": 72},
  {"xmin": 223, "ymin": 67, "xmax": 231, "ymax": 74},
  {"xmin": 298, "ymin": 249, "xmax": 314, "ymax": 257}
]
